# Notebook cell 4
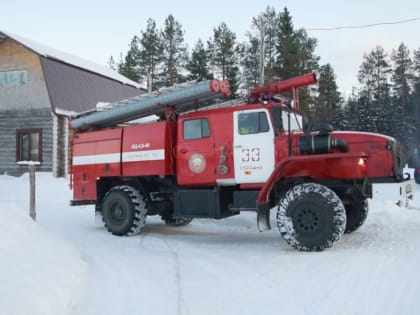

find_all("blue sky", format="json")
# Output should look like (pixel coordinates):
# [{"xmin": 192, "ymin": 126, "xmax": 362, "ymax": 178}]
[{"xmin": 2, "ymin": 0, "xmax": 420, "ymax": 96}]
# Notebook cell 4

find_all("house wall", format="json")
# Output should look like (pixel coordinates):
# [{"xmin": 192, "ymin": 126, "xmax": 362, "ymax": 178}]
[
  {"xmin": 52, "ymin": 114, "xmax": 69, "ymax": 177},
  {"xmin": 0, "ymin": 108, "xmax": 53, "ymax": 176},
  {"xmin": 0, "ymin": 38, "xmax": 51, "ymax": 110},
  {"xmin": 0, "ymin": 39, "xmax": 53, "ymax": 175}
]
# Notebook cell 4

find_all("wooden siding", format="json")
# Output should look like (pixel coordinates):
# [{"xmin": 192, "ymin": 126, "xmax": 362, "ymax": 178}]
[
  {"xmin": 0, "ymin": 38, "xmax": 51, "ymax": 110},
  {"xmin": 0, "ymin": 108, "xmax": 53, "ymax": 175},
  {"xmin": 52, "ymin": 114, "xmax": 68, "ymax": 177}
]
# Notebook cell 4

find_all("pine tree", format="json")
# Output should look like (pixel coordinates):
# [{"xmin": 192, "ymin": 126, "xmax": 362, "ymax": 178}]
[
  {"xmin": 186, "ymin": 39, "xmax": 213, "ymax": 81},
  {"xmin": 295, "ymin": 29, "xmax": 319, "ymax": 74},
  {"xmin": 251, "ymin": 14, "xmax": 265, "ymax": 86},
  {"xmin": 275, "ymin": 7, "xmax": 320, "ymax": 78},
  {"xmin": 119, "ymin": 36, "xmax": 141, "ymax": 82},
  {"xmin": 116, "ymin": 53, "xmax": 125, "ymax": 77},
  {"xmin": 275, "ymin": 7, "xmax": 297, "ymax": 80},
  {"xmin": 412, "ymin": 48, "xmax": 420, "ymax": 123},
  {"xmin": 358, "ymin": 91, "xmax": 379, "ymax": 132},
  {"xmin": 336, "ymin": 91, "xmax": 374, "ymax": 134},
  {"xmin": 138, "ymin": 18, "xmax": 164, "ymax": 91},
  {"xmin": 107, "ymin": 56, "xmax": 116, "ymax": 71},
  {"xmin": 208, "ymin": 22, "xmax": 240, "ymax": 97},
  {"xmin": 240, "ymin": 33, "xmax": 260, "ymax": 90},
  {"xmin": 414, "ymin": 48, "xmax": 420, "ymax": 81},
  {"xmin": 358, "ymin": 46, "xmax": 392, "ymax": 134},
  {"xmin": 331, "ymin": 90, "xmax": 359, "ymax": 131},
  {"xmin": 411, "ymin": 48, "xmax": 420, "ymax": 158},
  {"xmin": 391, "ymin": 43, "xmax": 412, "ymax": 109},
  {"xmin": 160, "ymin": 14, "xmax": 188, "ymax": 87},
  {"xmin": 261, "ymin": 6, "xmax": 278, "ymax": 83},
  {"xmin": 312, "ymin": 64, "xmax": 342, "ymax": 126},
  {"xmin": 247, "ymin": 6, "xmax": 278, "ymax": 87},
  {"xmin": 274, "ymin": 7, "xmax": 319, "ymax": 111},
  {"xmin": 391, "ymin": 43, "xmax": 416, "ymax": 154},
  {"xmin": 358, "ymin": 46, "xmax": 391, "ymax": 103}
]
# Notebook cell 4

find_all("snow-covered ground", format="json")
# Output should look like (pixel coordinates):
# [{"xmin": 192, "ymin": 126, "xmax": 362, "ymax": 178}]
[{"xmin": 1, "ymin": 172, "xmax": 420, "ymax": 315}]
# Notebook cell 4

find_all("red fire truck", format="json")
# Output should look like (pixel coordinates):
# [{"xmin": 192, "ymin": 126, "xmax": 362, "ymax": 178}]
[{"xmin": 69, "ymin": 73, "xmax": 413, "ymax": 251}]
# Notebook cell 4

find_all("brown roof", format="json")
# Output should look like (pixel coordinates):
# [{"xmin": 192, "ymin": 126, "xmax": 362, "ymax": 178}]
[{"xmin": 41, "ymin": 57, "xmax": 143, "ymax": 113}]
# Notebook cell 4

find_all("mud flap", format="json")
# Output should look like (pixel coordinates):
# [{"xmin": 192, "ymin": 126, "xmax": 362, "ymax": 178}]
[{"xmin": 257, "ymin": 203, "xmax": 271, "ymax": 231}]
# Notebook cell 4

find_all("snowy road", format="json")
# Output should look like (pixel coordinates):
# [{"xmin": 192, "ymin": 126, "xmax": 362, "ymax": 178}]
[{"xmin": 2, "ymin": 173, "xmax": 420, "ymax": 315}]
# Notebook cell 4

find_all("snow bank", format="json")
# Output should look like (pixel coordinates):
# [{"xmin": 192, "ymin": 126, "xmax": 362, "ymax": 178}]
[
  {"xmin": 1, "ymin": 172, "xmax": 420, "ymax": 315},
  {"xmin": 0, "ymin": 200, "xmax": 87, "ymax": 315}
]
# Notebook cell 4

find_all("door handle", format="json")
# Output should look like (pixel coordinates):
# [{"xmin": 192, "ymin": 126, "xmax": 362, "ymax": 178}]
[
  {"xmin": 234, "ymin": 145, "xmax": 243, "ymax": 149},
  {"xmin": 179, "ymin": 148, "xmax": 188, "ymax": 154}
]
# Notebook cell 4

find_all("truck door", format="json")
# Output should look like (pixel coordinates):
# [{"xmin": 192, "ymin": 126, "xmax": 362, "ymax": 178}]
[
  {"xmin": 176, "ymin": 117, "xmax": 216, "ymax": 186},
  {"xmin": 233, "ymin": 109, "xmax": 275, "ymax": 184}
]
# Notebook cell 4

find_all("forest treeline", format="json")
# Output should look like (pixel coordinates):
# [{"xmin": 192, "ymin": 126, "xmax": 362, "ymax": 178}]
[{"xmin": 109, "ymin": 6, "xmax": 420, "ymax": 161}]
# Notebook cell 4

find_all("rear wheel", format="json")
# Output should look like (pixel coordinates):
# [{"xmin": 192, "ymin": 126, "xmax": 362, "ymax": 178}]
[
  {"xmin": 102, "ymin": 185, "xmax": 147, "ymax": 236},
  {"xmin": 343, "ymin": 195, "xmax": 369, "ymax": 234},
  {"xmin": 276, "ymin": 183, "xmax": 346, "ymax": 251}
]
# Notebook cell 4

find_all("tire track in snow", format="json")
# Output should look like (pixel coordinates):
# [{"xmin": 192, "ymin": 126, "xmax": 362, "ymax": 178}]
[
  {"xmin": 138, "ymin": 225, "xmax": 189, "ymax": 315},
  {"xmin": 163, "ymin": 238, "xmax": 190, "ymax": 315}
]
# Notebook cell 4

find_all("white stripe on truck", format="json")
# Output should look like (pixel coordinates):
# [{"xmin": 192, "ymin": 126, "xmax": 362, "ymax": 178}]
[{"xmin": 73, "ymin": 149, "xmax": 165, "ymax": 165}]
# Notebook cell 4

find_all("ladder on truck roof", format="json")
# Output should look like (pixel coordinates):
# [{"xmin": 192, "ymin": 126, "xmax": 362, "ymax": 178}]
[{"xmin": 70, "ymin": 79, "xmax": 231, "ymax": 130}]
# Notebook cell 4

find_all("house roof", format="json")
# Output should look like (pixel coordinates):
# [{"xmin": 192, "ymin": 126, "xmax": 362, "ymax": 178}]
[
  {"xmin": 0, "ymin": 30, "xmax": 139, "ymax": 88},
  {"xmin": 0, "ymin": 30, "xmax": 145, "ymax": 114}
]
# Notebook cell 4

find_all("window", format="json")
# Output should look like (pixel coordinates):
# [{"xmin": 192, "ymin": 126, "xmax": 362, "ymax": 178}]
[
  {"xmin": 271, "ymin": 107, "xmax": 303, "ymax": 132},
  {"xmin": 16, "ymin": 129, "xmax": 42, "ymax": 162},
  {"xmin": 238, "ymin": 112, "xmax": 269, "ymax": 135},
  {"xmin": 183, "ymin": 119, "xmax": 210, "ymax": 140},
  {"xmin": 281, "ymin": 111, "xmax": 303, "ymax": 132},
  {"xmin": 0, "ymin": 70, "xmax": 28, "ymax": 87}
]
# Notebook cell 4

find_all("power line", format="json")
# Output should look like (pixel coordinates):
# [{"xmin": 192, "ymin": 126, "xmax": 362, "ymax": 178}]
[{"xmin": 307, "ymin": 17, "xmax": 420, "ymax": 31}]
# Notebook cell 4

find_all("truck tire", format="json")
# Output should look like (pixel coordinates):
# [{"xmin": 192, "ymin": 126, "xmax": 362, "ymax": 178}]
[
  {"xmin": 102, "ymin": 185, "xmax": 147, "ymax": 236},
  {"xmin": 276, "ymin": 183, "xmax": 346, "ymax": 251},
  {"xmin": 344, "ymin": 197, "xmax": 368, "ymax": 234}
]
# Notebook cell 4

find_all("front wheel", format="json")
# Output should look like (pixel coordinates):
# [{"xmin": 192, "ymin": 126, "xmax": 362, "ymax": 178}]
[
  {"xmin": 276, "ymin": 183, "xmax": 346, "ymax": 251},
  {"xmin": 102, "ymin": 185, "xmax": 147, "ymax": 236}
]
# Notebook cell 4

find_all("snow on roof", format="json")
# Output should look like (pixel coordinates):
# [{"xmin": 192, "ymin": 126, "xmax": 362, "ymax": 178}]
[{"xmin": 0, "ymin": 30, "xmax": 140, "ymax": 88}]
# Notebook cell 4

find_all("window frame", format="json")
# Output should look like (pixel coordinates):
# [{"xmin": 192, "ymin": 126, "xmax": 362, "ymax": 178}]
[
  {"xmin": 238, "ymin": 111, "xmax": 270, "ymax": 135},
  {"xmin": 183, "ymin": 118, "xmax": 211, "ymax": 140},
  {"xmin": 16, "ymin": 128, "xmax": 42, "ymax": 162}
]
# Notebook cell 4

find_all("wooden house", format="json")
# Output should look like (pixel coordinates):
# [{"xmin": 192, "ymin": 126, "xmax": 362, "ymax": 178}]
[{"xmin": 0, "ymin": 31, "xmax": 143, "ymax": 176}]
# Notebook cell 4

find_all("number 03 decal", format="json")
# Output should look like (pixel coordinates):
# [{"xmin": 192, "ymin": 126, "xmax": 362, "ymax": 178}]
[{"xmin": 241, "ymin": 148, "xmax": 261, "ymax": 162}]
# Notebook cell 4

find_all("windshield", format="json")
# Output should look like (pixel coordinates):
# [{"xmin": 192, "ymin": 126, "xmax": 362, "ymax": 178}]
[
  {"xmin": 283, "ymin": 111, "xmax": 303, "ymax": 132},
  {"xmin": 272, "ymin": 107, "xmax": 303, "ymax": 132}
]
